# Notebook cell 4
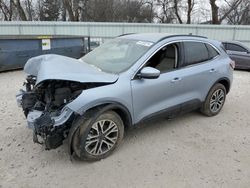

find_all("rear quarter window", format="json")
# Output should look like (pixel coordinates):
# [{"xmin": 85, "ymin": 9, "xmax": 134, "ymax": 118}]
[
  {"xmin": 205, "ymin": 44, "xmax": 219, "ymax": 59},
  {"xmin": 183, "ymin": 42, "xmax": 209, "ymax": 66},
  {"xmin": 220, "ymin": 43, "xmax": 227, "ymax": 53}
]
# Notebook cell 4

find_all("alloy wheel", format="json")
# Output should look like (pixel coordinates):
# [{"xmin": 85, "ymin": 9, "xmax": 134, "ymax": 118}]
[
  {"xmin": 209, "ymin": 88, "xmax": 225, "ymax": 113},
  {"xmin": 85, "ymin": 119, "xmax": 119, "ymax": 156}
]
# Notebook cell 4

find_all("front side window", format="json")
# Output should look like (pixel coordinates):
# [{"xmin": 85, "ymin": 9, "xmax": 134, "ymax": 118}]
[
  {"xmin": 227, "ymin": 43, "xmax": 248, "ymax": 52},
  {"xmin": 146, "ymin": 43, "xmax": 179, "ymax": 73},
  {"xmin": 183, "ymin": 41, "xmax": 209, "ymax": 66},
  {"xmin": 81, "ymin": 38, "xmax": 153, "ymax": 73}
]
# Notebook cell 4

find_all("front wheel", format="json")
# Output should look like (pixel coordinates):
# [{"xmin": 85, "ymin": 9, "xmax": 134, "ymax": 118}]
[
  {"xmin": 71, "ymin": 110, "xmax": 124, "ymax": 161},
  {"xmin": 201, "ymin": 83, "xmax": 226, "ymax": 117}
]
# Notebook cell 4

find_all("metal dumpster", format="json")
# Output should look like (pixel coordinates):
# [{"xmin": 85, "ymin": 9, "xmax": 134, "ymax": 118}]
[{"xmin": 0, "ymin": 35, "xmax": 86, "ymax": 72}]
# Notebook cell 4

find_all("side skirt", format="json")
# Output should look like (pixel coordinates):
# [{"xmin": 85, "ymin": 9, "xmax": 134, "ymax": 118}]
[{"xmin": 134, "ymin": 99, "xmax": 202, "ymax": 126}]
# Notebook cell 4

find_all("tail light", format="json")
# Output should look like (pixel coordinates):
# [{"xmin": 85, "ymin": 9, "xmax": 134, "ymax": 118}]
[{"xmin": 230, "ymin": 60, "xmax": 235, "ymax": 69}]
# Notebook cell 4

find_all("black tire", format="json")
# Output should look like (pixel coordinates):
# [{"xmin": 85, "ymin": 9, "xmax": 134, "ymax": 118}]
[
  {"xmin": 201, "ymin": 83, "xmax": 226, "ymax": 117},
  {"xmin": 71, "ymin": 110, "xmax": 124, "ymax": 161}
]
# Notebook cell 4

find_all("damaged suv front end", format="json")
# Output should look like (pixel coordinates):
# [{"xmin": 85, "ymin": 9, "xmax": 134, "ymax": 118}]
[
  {"xmin": 17, "ymin": 78, "xmax": 82, "ymax": 149},
  {"xmin": 16, "ymin": 54, "xmax": 118, "ymax": 150}
]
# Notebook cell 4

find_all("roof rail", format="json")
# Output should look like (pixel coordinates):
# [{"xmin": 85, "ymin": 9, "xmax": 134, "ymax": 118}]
[
  {"xmin": 158, "ymin": 34, "xmax": 207, "ymax": 42},
  {"xmin": 187, "ymin": 33, "xmax": 207, "ymax": 38},
  {"xmin": 118, "ymin": 33, "xmax": 136, "ymax": 37}
]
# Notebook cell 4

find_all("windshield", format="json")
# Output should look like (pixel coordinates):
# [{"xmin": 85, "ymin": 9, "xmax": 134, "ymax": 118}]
[{"xmin": 81, "ymin": 38, "xmax": 153, "ymax": 73}]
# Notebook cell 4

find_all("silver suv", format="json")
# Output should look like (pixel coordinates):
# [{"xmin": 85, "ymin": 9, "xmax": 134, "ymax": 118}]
[{"xmin": 16, "ymin": 33, "xmax": 234, "ymax": 160}]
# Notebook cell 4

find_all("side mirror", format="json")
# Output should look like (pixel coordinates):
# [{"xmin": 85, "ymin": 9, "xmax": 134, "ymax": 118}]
[{"xmin": 138, "ymin": 67, "xmax": 160, "ymax": 79}]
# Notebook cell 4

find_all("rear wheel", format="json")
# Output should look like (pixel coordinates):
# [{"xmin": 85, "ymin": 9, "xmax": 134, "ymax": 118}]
[
  {"xmin": 201, "ymin": 83, "xmax": 226, "ymax": 117},
  {"xmin": 71, "ymin": 110, "xmax": 124, "ymax": 161}
]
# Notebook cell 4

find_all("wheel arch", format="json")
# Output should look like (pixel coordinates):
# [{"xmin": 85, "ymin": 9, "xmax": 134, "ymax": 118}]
[
  {"xmin": 216, "ymin": 77, "xmax": 231, "ymax": 94},
  {"xmin": 68, "ymin": 102, "xmax": 133, "ymax": 155},
  {"xmin": 85, "ymin": 102, "xmax": 133, "ymax": 129},
  {"xmin": 203, "ymin": 77, "xmax": 230, "ymax": 103}
]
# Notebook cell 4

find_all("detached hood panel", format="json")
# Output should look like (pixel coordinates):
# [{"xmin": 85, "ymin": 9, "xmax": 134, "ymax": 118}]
[{"xmin": 24, "ymin": 54, "xmax": 118, "ymax": 85}]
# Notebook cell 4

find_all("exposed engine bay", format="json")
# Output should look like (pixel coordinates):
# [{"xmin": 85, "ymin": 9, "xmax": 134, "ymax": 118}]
[
  {"xmin": 22, "ymin": 75, "xmax": 86, "ymax": 116},
  {"xmin": 16, "ymin": 75, "xmax": 104, "ymax": 150}
]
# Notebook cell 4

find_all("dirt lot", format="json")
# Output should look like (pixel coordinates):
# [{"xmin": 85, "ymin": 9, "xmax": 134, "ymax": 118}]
[{"xmin": 0, "ymin": 70, "xmax": 250, "ymax": 188}]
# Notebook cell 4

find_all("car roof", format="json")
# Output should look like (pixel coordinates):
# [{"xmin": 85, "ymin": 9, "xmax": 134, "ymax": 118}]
[{"xmin": 118, "ymin": 33, "xmax": 207, "ymax": 43}]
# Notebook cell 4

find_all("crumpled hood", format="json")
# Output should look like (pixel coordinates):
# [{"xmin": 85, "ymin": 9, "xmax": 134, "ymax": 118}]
[{"xmin": 24, "ymin": 54, "xmax": 118, "ymax": 85}]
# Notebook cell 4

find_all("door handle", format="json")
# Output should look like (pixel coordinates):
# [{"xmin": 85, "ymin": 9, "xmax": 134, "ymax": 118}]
[
  {"xmin": 171, "ymin": 77, "xmax": 182, "ymax": 83},
  {"xmin": 209, "ymin": 68, "xmax": 216, "ymax": 73}
]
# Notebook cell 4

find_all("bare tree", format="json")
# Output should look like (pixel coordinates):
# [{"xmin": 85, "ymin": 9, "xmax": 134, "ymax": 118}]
[
  {"xmin": 24, "ymin": 0, "xmax": 33, "ymax": 20},
  {"xmin": 223, "ymin": 0, "xmax": 249, "ymax": 24},
  {"xmin": 156, "ymin": 0, "xmax": 195, "ymax": 24},
  {"xmin": 156, "ymin": 0, "xmax": 176, "ymax": 23},
  {"xmin": 86, "ymin": 0, "xmax": 114, "ymax": 22},
  {"xmin": 13, "ymin": 0, "xmax": 28, "ymax": 21},
  {"xmin": 143, "ymin": 0, "xmax": 155, "ymax": 22},
  {"xmin": 0, "ymin": 0, "xmax": 249, "ymax": 25},
  {"xmin": 173, "ymin": 0, "xmax": 183, "ymax": 23},
  {"xmin": 63, "ymin": 0, "xmax": 76, "ymax": 21},
  {"xmin": 187, "ymin": 0, "xmax": 194, "ymax": 24},
  {"xmin": 0, "ymin": 0, "xmax": 15, "ymax": 21},
  {"xmin": 210, "ymin": 0, "xmax": 242, "ymax": 24},
  {"xmin": 63, "ymin": 0, "xmax": 87, "ymax": 21},
  {"xmin": 210, "ymin": 0, "xmax": 219, "ymax": 24},
  {"xmin": 81, "ymin": 0, "xmax": 155, "ymax": 23},
  {"xmin": 39, "ymin": 0, "xmax": 60, "ymax": 21}
]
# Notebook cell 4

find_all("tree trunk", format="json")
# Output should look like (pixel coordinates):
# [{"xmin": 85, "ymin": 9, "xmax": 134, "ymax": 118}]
[
  {"xmin": 210, "ymin": 0, "xmax": 219, "ymax": 24},
  {"xmin": 0, "ymin": 0, "xmax": 13, "ymax": 21},
  {"xmin": 61, "ymin": 3, "xmax": 67, "ymax": 21},
  {"xmin": 173, "ymin": 0, "xmax": 183, "ymax": 24},
  {"xmin": 14, "ymin": 0, "xmax": 27, "ymax": 21},
  {"xmin": 187, "ymin": 0, "xmax": 192, "ymax": 24},
  {"xmin": 63, "ymin": 0, "xmax": 76, "ymax": 21},
  {"xmin": 26, "ymin": 0, "xmax": 33, "ymax": 21}
]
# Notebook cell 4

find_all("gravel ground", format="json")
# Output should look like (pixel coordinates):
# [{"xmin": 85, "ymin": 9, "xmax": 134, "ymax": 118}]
[{"xmin": 0, "ymin": 70, "xmax": 250, "ymax": 188}]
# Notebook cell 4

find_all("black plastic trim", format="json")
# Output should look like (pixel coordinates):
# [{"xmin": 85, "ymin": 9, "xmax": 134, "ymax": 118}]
[{"xmin": 135, "ymin": 99, "xmax": 202, "ymax": 126}]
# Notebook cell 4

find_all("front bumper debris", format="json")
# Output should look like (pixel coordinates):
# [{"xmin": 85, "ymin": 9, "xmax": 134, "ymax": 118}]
[
  {"xmin": 16, "ymin": 90, "xmax": 74, "ymax": 150},
  {"xmin": 27, "ymin": 110, "xmax": 43, "ymax": 129},
  {"xmin": 26, "ymin": 107, "xmax": 73, "ymax": 130},
  {"xmin": 16, "ymin": 89, "xmax": 25, "ymax": 107}
]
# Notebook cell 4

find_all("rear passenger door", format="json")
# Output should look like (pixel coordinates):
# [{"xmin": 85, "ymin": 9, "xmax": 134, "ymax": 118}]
[{"xmin": 177, "ymin": 41, "xmax": 221, "ymax": 111}]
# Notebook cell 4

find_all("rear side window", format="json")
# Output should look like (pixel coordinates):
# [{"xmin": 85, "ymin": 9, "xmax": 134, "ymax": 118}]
[
  {"xmin": 205, "ymin": 44, "xmax": 219, "ymax": 59},
  {"xmin": 183, "ymin": 42, "xmax": 209, "ymax": 65},
  {"xmin": 220, "ymin": 43, "xmax": 227, "ymax": 53},
  {"xmin": 227, "ymin": 43, "xmax": 247, "ymax": 52}
]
